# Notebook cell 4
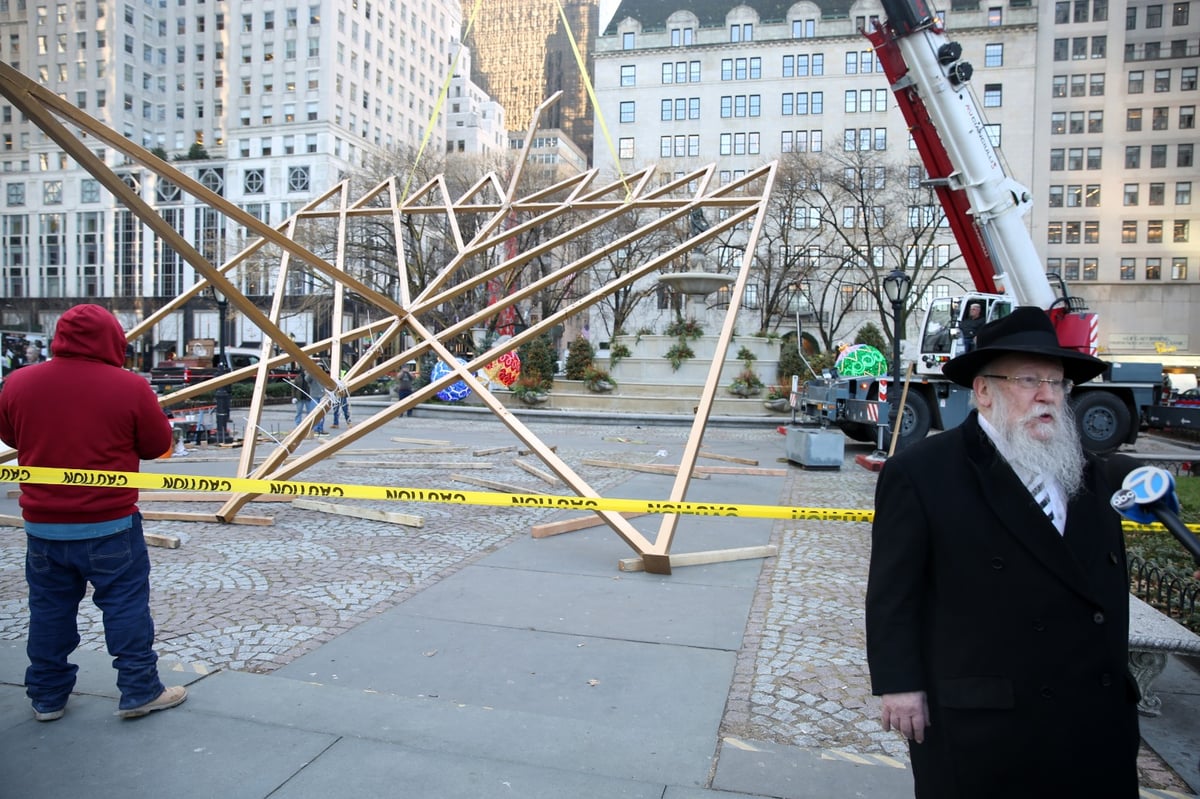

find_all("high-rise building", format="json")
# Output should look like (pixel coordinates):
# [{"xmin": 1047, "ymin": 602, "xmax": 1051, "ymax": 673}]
[
  {"xmin": 593, "ymin": 0, "xmax": 1199, "ymax": 359},
  {"xmin": 1032, "ymin": 0, "xmax": 1199, "ymax": 360},
  {"xmin": 0, "ymin": 0, "xmax": 462, "ymax": 351},
  {"xmin": 463, "ymin": 0, "xmax": 598, "ymax": 160}
]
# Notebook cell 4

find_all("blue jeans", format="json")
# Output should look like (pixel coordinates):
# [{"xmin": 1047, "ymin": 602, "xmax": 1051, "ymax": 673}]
[
  {"xmin": 332, "ymin": 397, "xmax": 350, "ymax": 425},
  {"xmin": 25, "ymin": 517, "xmax": 164, "ymax": 712}
]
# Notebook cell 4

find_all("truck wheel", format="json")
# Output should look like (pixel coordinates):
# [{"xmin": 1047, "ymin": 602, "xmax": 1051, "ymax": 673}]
[
  {"xmin": 841, "ymin": 423, "xmax": 878, "ymax": 443},
  {"xmin": 1072, "ymin": 391, "xmax": 1131, "ymax": 454},
  {"xmin": 895, "ymin": 392, "xmax": 932, "ymax": 450}
]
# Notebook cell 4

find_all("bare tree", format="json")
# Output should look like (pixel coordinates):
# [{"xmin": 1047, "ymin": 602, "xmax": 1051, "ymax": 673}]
[{"xmin": 775, "ymin": 148, "xmax": 962, "ymax": 350}]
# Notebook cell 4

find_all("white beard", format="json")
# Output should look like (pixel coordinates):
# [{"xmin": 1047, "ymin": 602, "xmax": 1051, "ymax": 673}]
[{"xmin": 987, "ymin": 389, "xmax": 1086, "ymax": 498}]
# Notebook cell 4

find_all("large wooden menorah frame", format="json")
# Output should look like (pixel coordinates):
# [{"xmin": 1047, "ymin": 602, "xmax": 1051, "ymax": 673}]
[{"xmin": 0, "ymin": 63, "xmax": 777, "ymax": 573}]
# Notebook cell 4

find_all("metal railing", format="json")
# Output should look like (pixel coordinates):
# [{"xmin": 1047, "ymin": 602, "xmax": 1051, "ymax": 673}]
[{"xmin": 1129, "ymin": 554, "xmax": 1200, "ymax": 624}]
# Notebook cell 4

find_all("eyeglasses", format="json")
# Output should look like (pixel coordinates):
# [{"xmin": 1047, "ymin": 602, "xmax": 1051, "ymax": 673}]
[{"xmin": 981, "ymin": 374, "xmax": 1074, "ymax": 393}]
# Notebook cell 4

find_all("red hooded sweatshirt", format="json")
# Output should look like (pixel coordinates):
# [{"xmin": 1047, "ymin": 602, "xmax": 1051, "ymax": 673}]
[{"xmin": 0, "ymin": 304, "xmax": 172, "ymax": 523}]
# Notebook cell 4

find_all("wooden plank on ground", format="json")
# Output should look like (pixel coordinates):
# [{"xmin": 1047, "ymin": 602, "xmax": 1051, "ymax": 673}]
[
  {"xmin": 345, "ymin": 446, "xmax": 467, "ymax": 455},
  {"xmin": 138, "ymin": 492, "xmax": 293, "ymax": 503},
  {"xmin": 390, "ymin": 437, "xmax": 452, "ymax": 446},
  {"xmin": 695, "ymin": 465, "xmax": 787, "ymax": 477},
  {"xmin": 144, "ymin": 532, "xmax": 181, "ymax": 549},
  {"xmin": 531, "ymin": 511, "xmax": 648, "ymax": 538},
  {"xmin": 450, "ymin": 474, "xmax": 531, "ymax": 493},
  {"xmin": 581, "ymin": 458, "xmax": 709, "ymax": 479},
  {"xmin": 2, "ymin": 512, "xmax": 182, "ymax": 548},
  {"xmin": 618, "ymin": 544, "xmax": 778, "ymax": 572},
  {"xmin": 338, "ymin": 460, "xmax": 493, "ymax": 469},
  {"xmin": 141, "ymin": 510, "xmax": 274, "ymax": 526},
  {"xmin": 291, "ymin": 498, "xmax": 423, "ymax": 528},
  {"xmin": 698, "ymin": 450, "xmax": 760, "ymax": 466},
  {"xmin": 518, "ymin": 445, "xmax": 556, "ymax": 456},
  {"xmin": 473, "ymin": 445, "xmax": 517, "ymax": 457},
  {"xmin": 512, "ymin": 458, "xmax": 560, "ymax": 486}
]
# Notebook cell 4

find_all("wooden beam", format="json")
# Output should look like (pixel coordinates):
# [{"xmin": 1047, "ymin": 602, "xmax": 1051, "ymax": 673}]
[
  {"xmin": 698, "ymin": 450, "xmax": 759, "ymax": 466},
  {"xmin": 291, "ymin": 498, "xmax": 423, "ymax": 528},
  {"xmin": 513, "ymin": 458, "xmax": 561, "ymax": 486},
  {"xmin": 141, "ymin": 510, "xmax": 274, "ymax": 526},
  {"xmin": 619, "ymin": 544, "xmax": 778, "ymax": 572},
  {"xmin": 696, "ymin": 465, "xmax": 787, "ymax": 477},
  {"xmin": 144, "ymin": 532, "xmax": 182, "ymax": 549},
  {"xmin": 473, "ymin": 445, "xmax": 517, "ymax": 457},
  {"xmin": 390, "ymin": 437, "xmax": 452, "ymax": 446},
  {"xmin": 531, "ymin": 511, "xmax": 648, "ymax": 539},
  {"xmin": 338, "ymin": 460, "xmax": 494, "ymax": 469},
  {"xmin": 344, "ymin": 446, "xmax": 467, "ymax": 455},
  {"xmin": 518, "ymin": 445, "xmax": 557, "ymax": 456},
  {"xmin": 581, "ymin": 458, "xmax": 710, "ymax": 479},
  {"xmin": 450, "ymin": 474, "xmax": 531, "ymax": 493}
]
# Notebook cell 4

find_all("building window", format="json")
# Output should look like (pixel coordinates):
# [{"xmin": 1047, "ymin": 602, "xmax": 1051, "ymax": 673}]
[
  {"xmin": 244, "ymin": 169, "xmax": 265, "ymax": 194},
  {"xmin": 1088, "ymin": 110, "xmax": 1103, "ymax": 132},
  {"xmin": 1129, "ymin": 70, "xmax": 1144, "ymax": 93},
  {"xmin": 1150, "ymin": 183, "xmax": 1166, "ymax": 204},
  {"xmin": 1068, "ymin": 148, "xmax": 1084, "ymax": 170},
  {"xmin": 1176, "ymin": 220, "xmax": 1191, "ymax": 242},
  {"xmin": 1122, "ymin": 220, "xmax": 1138, "ymax": 242},
  {"xmin": 619, "ymin": 101, "xmax": 634, "ymax": 123},
  {"xmin": 1125, "ymin": 183, "xmax": 1141, "ymax": 206},
  {"xmin": 1047, "ymin": 221, "xmax": 1063, "ymax": 244},
  {"xmin": 1178, "ymin": 181, "xmax": 1193, "ymax": 204},
  {"xmin": 620, "ymin": 65, "xmax": 635, "ymax": 87},
  {"xmin": 1148, "ymin": 219, "xmax": 1164, "ymax": 242},
  {"xmin": 618, "ymin": 138, "xmax": 634, "ymax": 159},
  {"xmin": 622, "ymin": 31, "xmax": 634, "ymax": 50},
  {"xmin": 1126, "ymin": 146, "xmax": 1141, "ymax": 168},
  {"xmin": 1120, "ymin": 258, "xmax": 1137, "ymax": 279},
  {"xmin": 1180, "ymin": 143, "xmax": 1195, "ymax": 167},
  {"xmin": 1049, "ymin": 185, "xmax": 1064, "ymax": 207},
  {"xmin": 1184, "ymin": 67, "xmax": 1198, "ymax": 90},
  {"xmin": 1127, "ymin": 108, "xmax": 1143, "ymax": 131},
  {"xmin": 1050, "ymin": 148, "xmax": 1065, "ymax": 170},
  {"xmin": 1155, "ymin": 69, "xmax": 1171, "ymax": 92},
  {"xmin": 1147, "ymin": 258, "xmax": 1162, "ymax": 280},
  {"xmin": 1182, "ymin": 106, "xmax": 1196, "ymax": 129},
  {"xmin": 287, "ymin": 166, "xmax": 309, "ymax": 192},
  {"xmin": 1172, "ymin": 257, "xmax": 1188, "ymax": 279},
  {"xmin": 1085, "ymin": 220, "xmax": 1100, "ymax": 242},
  {"xmin": 1151, "ymin": 144, "xmax": 1168, "ymax": 167},
  {"xmin": 1147, "ymin": 4, "xmax": 1164, "ymax": 26},
  {"xmin": 983, "ymin": 84, "xmax": 1002, "ymax": 107},
  {"xmin": 984, "ymin": 43, "xmax": 1003, "ymax": 67}
]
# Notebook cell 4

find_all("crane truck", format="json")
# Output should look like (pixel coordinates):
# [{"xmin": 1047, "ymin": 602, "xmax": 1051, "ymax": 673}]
[{"xmin": 795, "ymin": 0, "xmax": 1165, "ymax": 454}]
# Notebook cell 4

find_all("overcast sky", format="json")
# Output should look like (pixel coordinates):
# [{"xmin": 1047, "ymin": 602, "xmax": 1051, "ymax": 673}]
[{"xmin": 600, "ymin": 0, "xmax": 618, "ymax": 29}]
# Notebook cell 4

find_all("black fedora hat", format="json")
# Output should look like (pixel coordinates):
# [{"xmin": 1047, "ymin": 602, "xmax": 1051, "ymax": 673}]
[{"xmin": 941, "ymin": 306, "xmax": 1107, "ymax": 388}]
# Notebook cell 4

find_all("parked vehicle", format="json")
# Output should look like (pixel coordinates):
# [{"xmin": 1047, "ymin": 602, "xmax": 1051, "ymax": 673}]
[{"xmin": 150, "ymin": 345, "xmax": 297, "ymax": 393}]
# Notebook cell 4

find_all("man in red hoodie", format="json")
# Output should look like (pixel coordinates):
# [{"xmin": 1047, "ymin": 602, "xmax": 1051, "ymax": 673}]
[{"xmin": 0, "ymin": 304, "xmax": 187, "ymax": 721}]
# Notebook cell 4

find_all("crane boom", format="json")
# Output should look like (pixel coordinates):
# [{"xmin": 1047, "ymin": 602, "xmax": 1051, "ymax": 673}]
[{"xmin": 866, "ymin": 0, "xmax": 1075, "ymax": 319}]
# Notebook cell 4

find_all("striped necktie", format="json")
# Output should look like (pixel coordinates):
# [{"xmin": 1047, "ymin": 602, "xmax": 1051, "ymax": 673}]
[{"xmin": 1029, "ymin": 477, "xmax": 1055, "ymax": 524}]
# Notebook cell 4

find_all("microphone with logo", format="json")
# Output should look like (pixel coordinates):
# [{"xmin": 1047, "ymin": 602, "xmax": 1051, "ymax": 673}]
[{"xmin": 1110, "ymin": 465, "xmax": 1200, "ymax": 564}]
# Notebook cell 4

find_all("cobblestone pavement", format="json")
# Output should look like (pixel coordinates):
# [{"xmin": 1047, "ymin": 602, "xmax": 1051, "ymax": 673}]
[{"xmin": 0, "ymin": 411, "xmax": 1193, "ymax": 790}]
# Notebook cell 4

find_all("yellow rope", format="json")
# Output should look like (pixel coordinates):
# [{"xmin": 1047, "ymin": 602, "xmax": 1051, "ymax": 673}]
[
  {"xmin": 554, "ymin": 0, "xmax": 629, "ymax": 200},
  {"xmin": 402, "ymin": 0, "xmax": 486, "ymax": 203}
]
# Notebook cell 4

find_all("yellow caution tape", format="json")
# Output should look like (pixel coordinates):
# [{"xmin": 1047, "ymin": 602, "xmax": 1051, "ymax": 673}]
[
  {"xmin": 4, "ymin": 464, "xmax": 1197, "ymax": 533},
  {"xmin": 1, "ymin": 464, "xmax": 872, "ymax": 522}
]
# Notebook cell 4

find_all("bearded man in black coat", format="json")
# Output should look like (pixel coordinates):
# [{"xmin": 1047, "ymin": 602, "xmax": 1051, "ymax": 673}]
[{"xmin": 865, "ymin": 306, "xmax": 1141, "ymax": 798}]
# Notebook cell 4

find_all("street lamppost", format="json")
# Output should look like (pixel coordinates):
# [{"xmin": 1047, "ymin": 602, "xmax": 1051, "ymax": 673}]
[
  {"xmin": 882, "ymin": 269, "xmax": 912, "ymax": 454},
  {"xmin": 209, "ymin": 286, "xmax": 231, "ymax": 445}
]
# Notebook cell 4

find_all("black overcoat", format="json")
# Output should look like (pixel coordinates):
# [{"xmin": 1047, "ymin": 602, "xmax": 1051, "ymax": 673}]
[{"xmin": 865, "ymin": 411, "xmax": 1140, "ymax": 798}]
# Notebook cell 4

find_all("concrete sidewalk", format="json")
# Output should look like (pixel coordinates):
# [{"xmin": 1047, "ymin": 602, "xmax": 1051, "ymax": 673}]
[{"xmin": 0, "ymin": 413, "xmax": 1197, "ymax": 797}]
